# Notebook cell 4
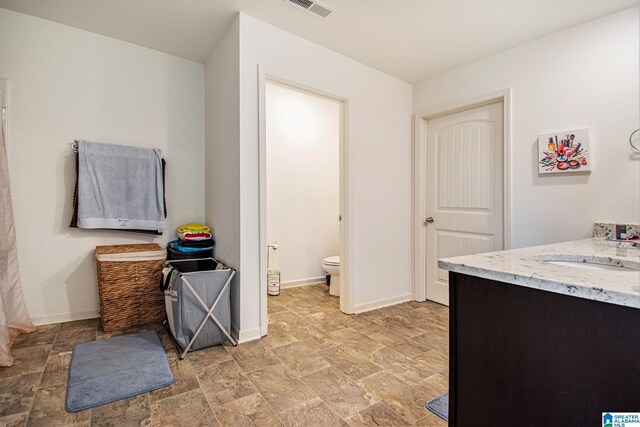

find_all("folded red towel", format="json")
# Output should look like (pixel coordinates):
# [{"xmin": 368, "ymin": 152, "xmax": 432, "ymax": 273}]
[{"xmin": 178, "ymin": 231, "xmax": 212, "ymax": 241}]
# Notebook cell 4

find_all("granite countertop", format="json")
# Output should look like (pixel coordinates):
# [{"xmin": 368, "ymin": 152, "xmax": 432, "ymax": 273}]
[{"xmin": 438, "ymin": 238, "xmax": 640, "ymax": 309}]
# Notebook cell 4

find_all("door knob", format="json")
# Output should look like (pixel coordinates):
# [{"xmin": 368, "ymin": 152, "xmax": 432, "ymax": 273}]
[{"xmin": 425, "ymin": 217, "xmax": 434, "ymax": 225}]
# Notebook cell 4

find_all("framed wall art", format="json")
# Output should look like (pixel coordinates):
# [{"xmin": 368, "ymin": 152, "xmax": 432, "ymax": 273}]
[{"xmin": 538, "ymin": 128, "xmax": 591, "ymax": 174}]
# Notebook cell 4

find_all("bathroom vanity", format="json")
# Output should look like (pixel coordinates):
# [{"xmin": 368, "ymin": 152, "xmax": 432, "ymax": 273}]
[{"xmin": 439, "ymin": 239, "xmax": 640, "ymax": 426}]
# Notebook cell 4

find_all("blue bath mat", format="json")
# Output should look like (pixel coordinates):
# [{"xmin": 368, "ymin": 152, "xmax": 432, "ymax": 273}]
[
  {"xmin": 426, "ymin": 392, "xmax": 448, "ymax": 421},
  {"xmin": 66, "ymin": 330, "xmax": 174, "ymax": 412}
]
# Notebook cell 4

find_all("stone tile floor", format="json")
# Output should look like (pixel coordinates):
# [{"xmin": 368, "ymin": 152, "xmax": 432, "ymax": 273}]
[{"xmin": 0, "ymin": 284, "xmax": 449, "ymax": 426}]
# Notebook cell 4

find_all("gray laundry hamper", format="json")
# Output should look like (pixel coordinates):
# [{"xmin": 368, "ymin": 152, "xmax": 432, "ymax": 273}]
[{"xmin": 162, "ymin": 258, "xmax": 236, "ymax": 359}]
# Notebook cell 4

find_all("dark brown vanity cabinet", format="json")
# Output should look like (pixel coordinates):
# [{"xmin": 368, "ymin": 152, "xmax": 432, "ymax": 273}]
[{"xmin": 448, "ymin": 272, "xmax": 640, "ymax": 426}]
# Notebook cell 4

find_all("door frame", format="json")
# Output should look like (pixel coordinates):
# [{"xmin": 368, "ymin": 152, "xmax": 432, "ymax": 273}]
[
  {"xmin": 413, "ymin": 88, "xmax": 512, "ymax": 302},
  {"xmin": 258, "ymin": 65, "xmax": 354, "ymax": 336}
]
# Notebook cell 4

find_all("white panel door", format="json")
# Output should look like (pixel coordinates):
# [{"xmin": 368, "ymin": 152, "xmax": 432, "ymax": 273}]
[{"xmin": 425, "ymin": 101, "xmax": 504, "ymax": 305}]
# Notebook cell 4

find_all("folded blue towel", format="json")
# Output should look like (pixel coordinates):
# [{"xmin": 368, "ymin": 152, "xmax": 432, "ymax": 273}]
[
  {"xmin": 76, "ymin": 140, "xmax": 166, "ymax": 233},
  {"xmin": 168, "ymin": 240, "xmax": 214, "ymax": 253}
]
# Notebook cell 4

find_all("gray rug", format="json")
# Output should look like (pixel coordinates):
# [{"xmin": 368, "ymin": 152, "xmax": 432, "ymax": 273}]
[
  {"xmin": 426, "ymin": 392, "xmax": 448, "ymax": 421},
  {"xmin": 66, "ymin": 330, "xmax": 174, "ymax": 412}
]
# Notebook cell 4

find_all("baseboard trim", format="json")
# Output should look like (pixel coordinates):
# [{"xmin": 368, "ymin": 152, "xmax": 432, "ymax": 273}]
[
  {"xmin": 353, "ymin": 293, "xmax": 414, "ymax": 314},
  {"xmin": 31, "ymin": 309, "xmax": 100, "ymax": 326},
  {"xmin": 232, "ymin": 326, "xmax": 261, "ymax": 344},
  {"xmin": 280, "ymin": 276, "xmax": 326, "ymax": 289}
]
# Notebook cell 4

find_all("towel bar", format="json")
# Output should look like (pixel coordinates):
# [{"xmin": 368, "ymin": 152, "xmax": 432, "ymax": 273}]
[{"xmin": 70, "ymin": 140, "xmax": 163, "ymax": 158}]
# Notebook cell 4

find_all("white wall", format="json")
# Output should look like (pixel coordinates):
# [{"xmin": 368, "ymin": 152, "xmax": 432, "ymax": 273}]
[
  {"xmin": 0, "ymin": 9, "xmax": 205, "ymax": 324},
  {"xmin": 236, "ymin": 12, "xmax": 413, "ymax": 338},
  {"xmin": 204, "ymin": 16, "xmax": 242, "ymax": 334},
  {"xmin": 266, "ymin": 82, "xmax": 340, "ymax": 285},
  {"xmin": 414, "ymin": 6, "xmax": 640, "ymax": 249}
]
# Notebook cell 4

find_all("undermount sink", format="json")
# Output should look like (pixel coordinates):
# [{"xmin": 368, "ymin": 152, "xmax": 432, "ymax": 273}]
[
  {"xmin": 544, "ymin": 260, "xmax": 637, "ymax": 272},
  {"xmin": 535, "ymin": 254, "xmax": 640, "ymax": 274}
]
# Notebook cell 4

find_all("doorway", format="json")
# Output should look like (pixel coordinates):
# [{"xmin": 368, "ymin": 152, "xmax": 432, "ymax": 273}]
[
  {"xmin": 258, "ymin": 72, "xmax": 351, "ymax": 336},
  {"xmin": 415, "ymin": 93, "xmax": 511, "ymax": 306}
]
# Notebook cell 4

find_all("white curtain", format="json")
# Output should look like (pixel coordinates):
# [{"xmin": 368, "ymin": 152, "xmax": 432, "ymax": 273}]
[{"xmin": 0, "ymin": 90, "xmax": 36, "ymax": 366}]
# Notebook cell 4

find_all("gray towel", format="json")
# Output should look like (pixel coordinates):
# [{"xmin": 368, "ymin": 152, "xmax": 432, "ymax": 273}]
[{"xmin": 76, "ymin": 140, "xmax": 166, "ymax": 233}]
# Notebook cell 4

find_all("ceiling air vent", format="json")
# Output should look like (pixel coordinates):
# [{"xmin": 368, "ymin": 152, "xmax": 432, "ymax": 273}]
[{"xmin": 286, "ymin": 0, "xmax": 335, "ymax": 18}]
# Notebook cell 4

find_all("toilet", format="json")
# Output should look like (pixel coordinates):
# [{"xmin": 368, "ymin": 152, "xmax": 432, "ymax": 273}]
[{"xmin": 322, "ymin": 256, "xmax": 340, "ymax": 296}]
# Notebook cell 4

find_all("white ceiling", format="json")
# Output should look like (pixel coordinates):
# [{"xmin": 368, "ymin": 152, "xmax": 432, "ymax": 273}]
[{"xmin": 1, "ymin": 0, "xmax": 638, "ymax": 83}]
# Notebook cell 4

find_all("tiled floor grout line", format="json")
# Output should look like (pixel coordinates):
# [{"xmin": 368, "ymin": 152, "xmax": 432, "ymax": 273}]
[
  {"xmin": 283, "ymin": 313, "xmax": 348, "ymax": 427},
  {"xmin": 24, "ymin": 324, "xmax": 61, "ymax": 424},
  {"xmin": 257, "ymin": 393, "xmax": 287, "ymax": 427},
  {"xmin": 304, "ymin": 389, "xmax": 353, "ymax": 425},
  {"xmin": 183, "ymin": 348, "xmax": 226, "ymax": 427},
  {"xmin": 245, "ymin": 305, "xmax": 306, "ymax": 427},
  {"xmin": 273, "ymin": 299, "xmax": 369, "ymax": 426},
  {"xmin": 248, "ymin": 385, "xmax": 288, "ymax": 427},
  {"xmin": 237, "ymin": 340, "xmax": 292, "ymax": 426},
  {"xmin": 273, "ymin": 302, "xmax": 385, "ymax": 426},
  {"xmin": 301, "ymin": 361, "xmax": 384, "ymax": 426}
]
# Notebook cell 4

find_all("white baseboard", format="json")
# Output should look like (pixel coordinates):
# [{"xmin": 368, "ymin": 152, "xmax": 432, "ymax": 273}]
[
  {"xmin": 231, "ymin": 326, "xmax": 262, "ymax": 344},
  {"xmin": 31, "ymin": 309, "xmax": 100, "ymax": 326},
  {"xmin": 352, "ymin": 293, "xmax": 414, "ymax": 314},
  {"xmin": 280, "ymin": 276, "xmax": 326, "ymax": 289}
]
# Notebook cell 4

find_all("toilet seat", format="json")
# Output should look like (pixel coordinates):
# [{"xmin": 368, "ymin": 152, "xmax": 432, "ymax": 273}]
[{"xmin": 323, "ymin": 256, "xmax": 340, "ymax": 266}]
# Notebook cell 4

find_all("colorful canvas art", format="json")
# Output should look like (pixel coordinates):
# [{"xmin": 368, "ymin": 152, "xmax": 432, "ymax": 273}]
[{"xmin": 538, "ymin": 128, "xmax": 590, "ymax": 174}]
